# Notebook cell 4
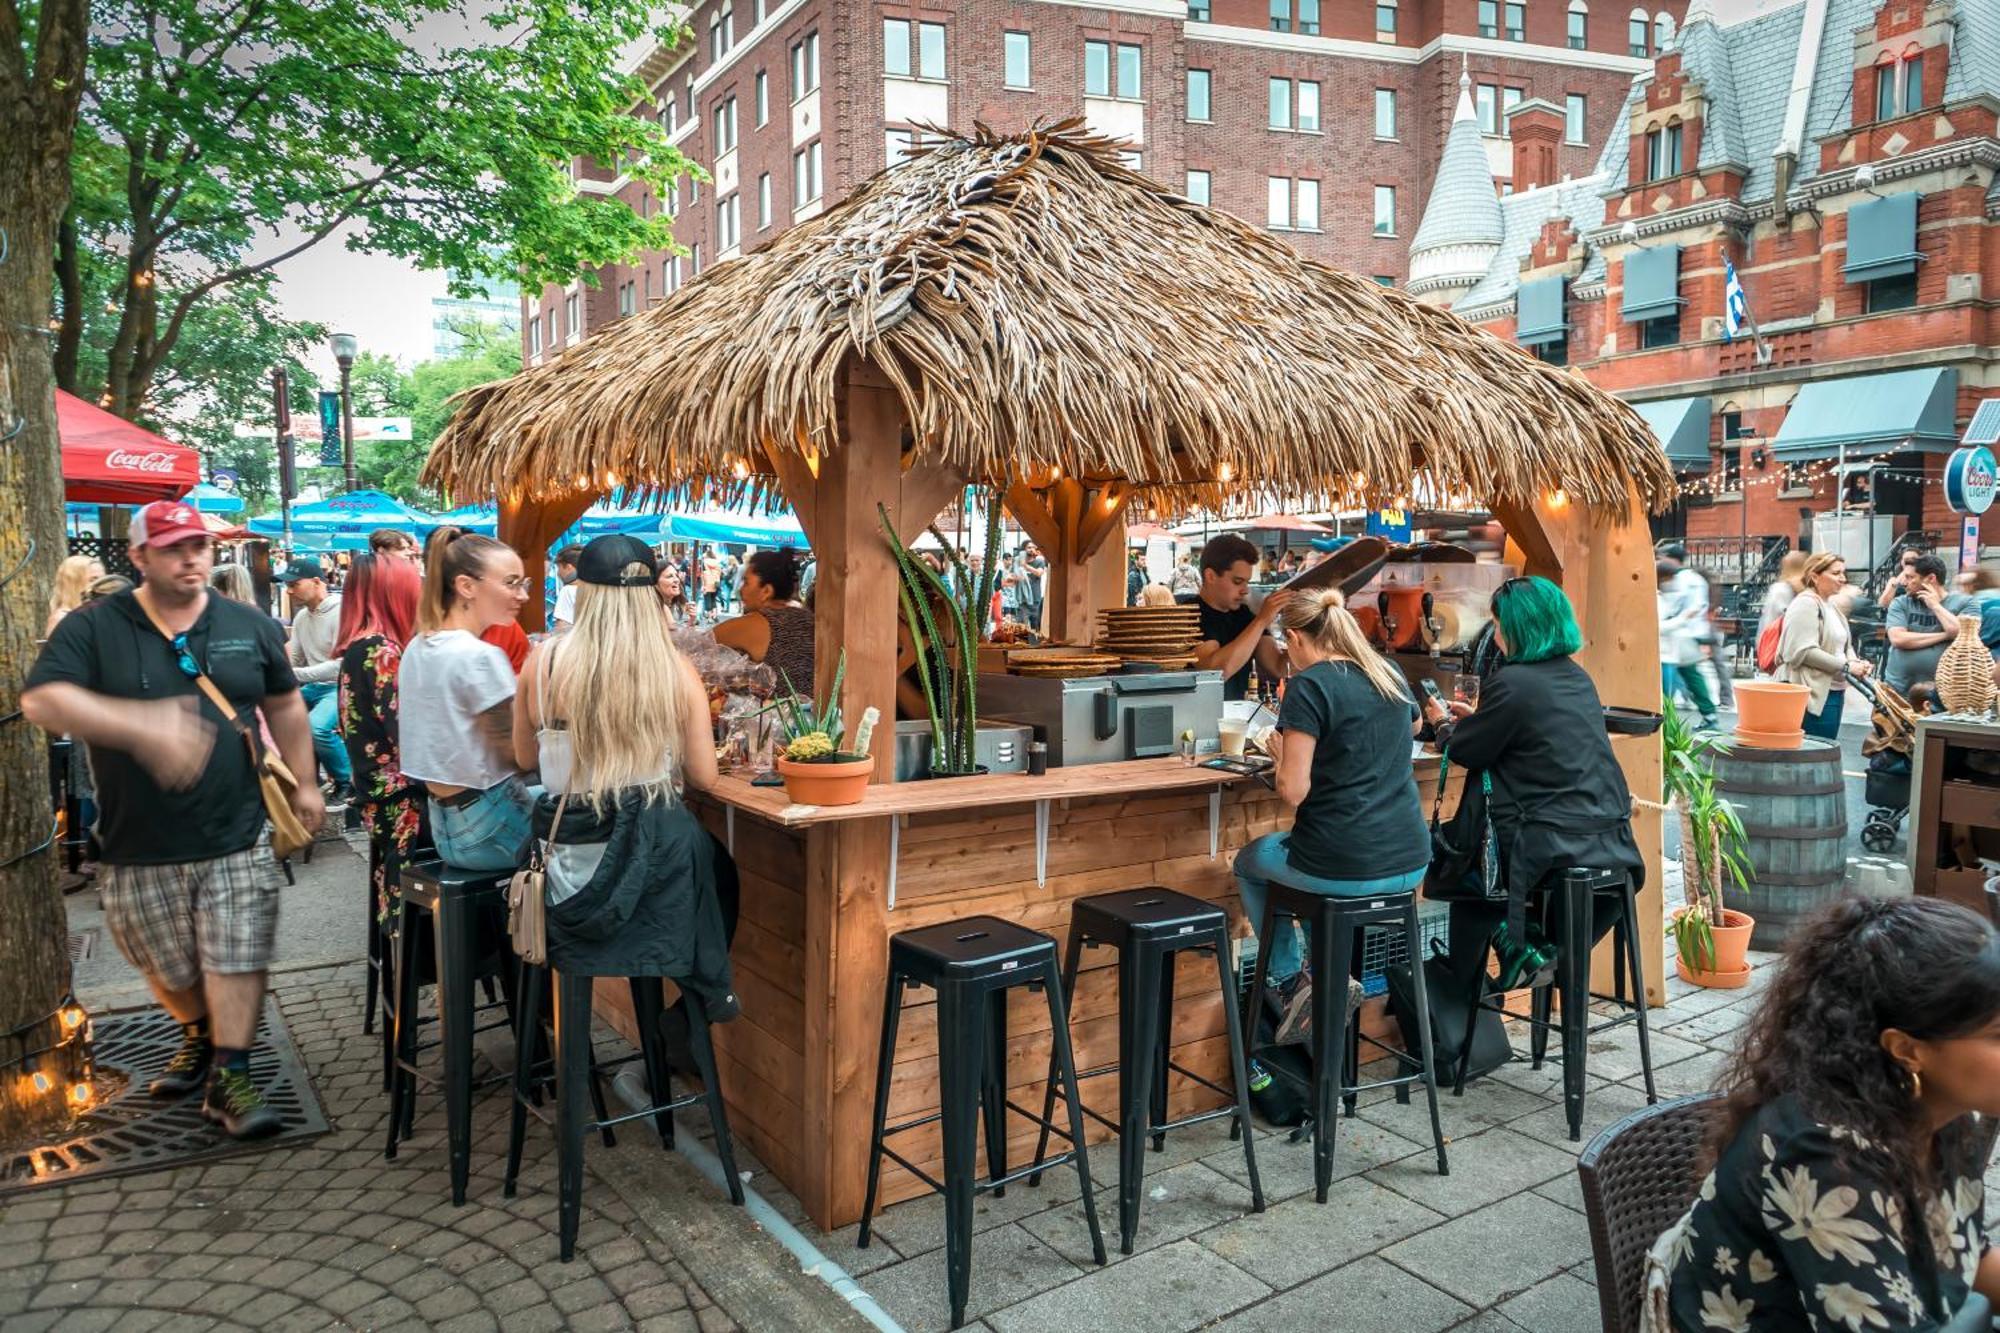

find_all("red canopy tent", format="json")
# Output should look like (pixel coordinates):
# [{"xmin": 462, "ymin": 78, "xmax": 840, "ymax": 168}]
[{"xmin": 58, "ymin": 390, "xmax": 200, "ymax": 504}]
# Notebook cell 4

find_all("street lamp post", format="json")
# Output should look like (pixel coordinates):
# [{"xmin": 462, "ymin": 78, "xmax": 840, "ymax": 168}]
[{"xmin": 330, "ymin": 332, "xmax": 359, "ymax": 493}]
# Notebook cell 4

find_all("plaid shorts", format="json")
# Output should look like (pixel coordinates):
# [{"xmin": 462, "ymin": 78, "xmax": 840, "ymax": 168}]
[{"xmin": 101, "ymin": 845, "xmax": 281, "ymax": 991}]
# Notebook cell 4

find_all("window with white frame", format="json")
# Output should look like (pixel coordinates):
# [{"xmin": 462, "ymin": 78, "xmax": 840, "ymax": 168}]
[
  {"xmin": 1375, "ymin": 87, "xmax": 1397, "ymax": 139},
  {"xmin": 1268, "ymin": 77, "xmax": 1290, "ymax": 129},
  {"xmin": 793, "ymin": 140, "xmax": 822, "ymax": 204},
  {"xmin": 1373, "ymin": 185, "xmax": 1396, "ymax": 235},
  {"xmin": 1116, "ymin": 42, "xmax": 1141, "ymax": 98},
  {"xmin": 716, "ymin": 96, "xmax": 737, "ymax": 154},
  {"xmin": 1875, "ymin": 51, "xmax": 1926, "ymax": 119},
  {"xmin": 1188, "ymin": 0, "xmax": 1210, "ymax": 18},
  {"xmin": 1478, "ymin": 0, "xmax": 1499, "ymax": 37},
  {"xmin": 1269, "ymin": 0, "xmax": 1288, "ymax": 31},
  {"xmin": 1187, "ymin": 68, "xmax": 1211, "ymax": 121},
  {"xmin": 1502, "ymin": 85, "xmax": 1523, "ymax": 134},
  {"xmin": 1085, "ymin": 40, "xmax": 1110, "ymax": 96},
  {"xmin": 885, "ymin": 19, "xmax": 945, "ymax": 79},
  {"xmin": 1565, "ymin": 92, "xmax": 1587, "ymax": 143},
  {"xmin": 1645, "ymin": 122, "xmax": 1682, "ymax": 179},
  {"xmin": 1186, "ymin": 169, "xmax": 1211, "ymax": 205},
  {"xmin": 618, "ymin": 281, "xmax": 636, "ymax": 316},
  {"xmin": 1267, "ymin": 176, "xmax": 1289, "ymax": 229},
  {"xmin": 757, "ymin": 172, "xmax": 771, "ymax": 228},
  {"xmin": 1004, "ymin": 31, "xmax": 1030, "ymax": 88},
  {"xmin": 709, "ymin": 5, "xmax": 733, "ymax": 62},
  {"xmin": 1298, "ymin": 0, "xmax": 1320, "ymax": 33},
  {"xmin": 1652, "ymin": 12, "xmax": 1673, "ymax": 48},
  {"xmin": 1628, "ymin": 8, "xmax": 1649, "ymax": 56},
  {"xmin": 718, "ymin": 194, "xmax": 740, "ymax": 250},
  {"xmin": 1295, "ymin": 179, "xmax": 1320, "ymax": 229},
  {"xmin": 1375, "ymin": 0, "xmax": 1396, "ymax": 38},
  {"xmin": 1298, "ymin": 80, "xmax": 1319, "ymax": 131},
  {"xmin": 691, "ymin": 242, "xmax": 702, "ymax": 274},
  {"xmin": 791, "ymin": 31, "xmax": 819, "ymax": 98},
  {"xmin": 1567, "ymin": 0, "xmax": 1587, "ymax": 48},
  {"xmin": 1476, "ymin": 83, "xmax": 1499, "ymax": 134},
  {"xmin": 755, "ymin": 70, "xmax": 768, "ymax": 125},
  {"xmin": 529, "ymin": 316, "xmax": 543, "ymax": 356},
  {"xmin": 565, "ymin": 292, "xmax": 578, "ymax": 336},
  {"xmin": 1268, "ymin": 79, "xmax": 1319, "ymax": 131},
  {"xmin": 1505, "ymin": 0, "xmax": 1525, "ymax": 40}
]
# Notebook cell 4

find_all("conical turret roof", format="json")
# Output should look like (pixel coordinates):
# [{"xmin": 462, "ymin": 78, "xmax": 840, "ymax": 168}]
[{"xmin": 1411, "ymin": 68, "xmax": 1505, "ymax": 256}]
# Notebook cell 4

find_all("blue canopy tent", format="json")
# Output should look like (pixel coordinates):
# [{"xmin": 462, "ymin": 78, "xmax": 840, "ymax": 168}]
[
  {"xmin": 185, "ymin": 482, "xmax": 246, "ymax": 514},
  {"xmin": 248, "ymin": 490, "xmax": 441, "ymax": 550},
  {"xmin": 653, "ymin": 507, "xmax": 808, "ymax": 548},
  {"xmin": 434, "ymin": 503, "xmax": 500, "ymax": 535}
]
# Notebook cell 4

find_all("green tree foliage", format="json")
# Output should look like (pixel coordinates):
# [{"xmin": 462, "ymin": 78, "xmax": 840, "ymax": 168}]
[
  {"xmin": 56, "ymin": 0, "xmax": 690, "ymax": 426},
  {"xmin": 356, "ymin": 320, "xmax": 521, "ymax": 505}
]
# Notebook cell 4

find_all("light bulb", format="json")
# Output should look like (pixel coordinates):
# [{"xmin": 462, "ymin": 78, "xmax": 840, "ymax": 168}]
[
  {"xmin": 70, "ymin": 1082, "xmax": 92, "ymax": 1106},
  {"xmin": 30, "ymin": 1072, "xmax": 51, "ymax": 1094}
]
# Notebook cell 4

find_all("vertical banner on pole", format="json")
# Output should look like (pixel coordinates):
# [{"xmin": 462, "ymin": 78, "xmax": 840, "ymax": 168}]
[{"xmin": 318, "ymin": 391, "xmax": 342, "ymax": 468}]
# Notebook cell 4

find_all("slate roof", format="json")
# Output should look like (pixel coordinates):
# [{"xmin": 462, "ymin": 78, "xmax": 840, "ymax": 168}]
[
  {"xmin": 1411, "ymin": 78, "xmax": 1506, "ymax": 255},
  {"xmin": 1456, "ymin": 176, "xmax": 1609, "ymax": 311}
]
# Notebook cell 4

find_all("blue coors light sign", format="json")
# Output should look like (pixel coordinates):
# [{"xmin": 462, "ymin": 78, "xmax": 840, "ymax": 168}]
[{"xmin": 1943, "ymin": 444, "xmax": 1995, "ymax": 516}]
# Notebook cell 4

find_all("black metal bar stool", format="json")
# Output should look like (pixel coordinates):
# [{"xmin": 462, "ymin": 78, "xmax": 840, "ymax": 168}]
[
  {"xmin": 1026, "ymin": 887, "xmax": 1263, "ymax": 1254},
  {"xmin": 384, "ymin": 860, "xmax": 524, "ymax": 1203},
  {"xmin": 504, "ymin": 964, "xmax": 744, "ymax": 1261},
  {"xmin": 858, "ymin": 916, "xmax": 1106, "ymax": 1331},
  {"xmin": 1242, "ymin": 881, "xmax": 1450, "ymax": 1203},
  {"xmin": 1452, "ymin": 867, "xmax": 1656, "ymax": 1140}
]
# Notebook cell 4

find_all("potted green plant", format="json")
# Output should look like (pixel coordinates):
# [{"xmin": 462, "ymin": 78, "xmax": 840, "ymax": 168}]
[
  {"xmin": 769, "ymin": 652, "xmax": 875, "ymax": 805},
  {"xmin": 1661, "ymin": 703, "xmax": 1756, "ymax": 987},
  {"xmin": 879, "ymin": 492, "xmax": 1003, "ymax": 778}
]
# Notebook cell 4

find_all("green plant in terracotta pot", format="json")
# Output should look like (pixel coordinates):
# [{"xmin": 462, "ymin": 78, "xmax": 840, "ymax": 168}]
[
  {"xmin": 1662, "ymin": 703, "xmax": 1756, "ymax": 986},
  {"xmin": 767, "ymin": 652, "xmax": 876, "ymax": 805},
  {"xmin": 879, "ymin": 491, "xmax": 1003, "ymax": 778}
]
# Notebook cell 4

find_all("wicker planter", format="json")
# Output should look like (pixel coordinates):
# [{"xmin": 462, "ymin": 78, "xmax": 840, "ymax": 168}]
[
  {"xmin": 1935, "ymin": 617, "xmax": 1998, "ymax": 714},
  {"xmin": 776, "ymin": 756, "xmax": 874, "ymax": 806}
]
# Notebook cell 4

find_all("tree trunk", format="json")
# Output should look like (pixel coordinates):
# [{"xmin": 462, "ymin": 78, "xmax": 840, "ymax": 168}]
[{"xmin": 1, "ymin": 0, "xmax": 94, "ymax": 1141}]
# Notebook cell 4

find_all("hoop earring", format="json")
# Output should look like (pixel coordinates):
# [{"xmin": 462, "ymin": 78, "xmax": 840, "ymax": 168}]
[{"xmin": 1905, "ymin": 1066, "xmax": 1924, "ymax": 1102}]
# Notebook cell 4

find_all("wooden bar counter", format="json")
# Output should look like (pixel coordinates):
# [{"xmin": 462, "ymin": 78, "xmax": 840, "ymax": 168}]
[{"xmin": 586, "ymin": 756, "xmax": 1471, "ymax": 1230}]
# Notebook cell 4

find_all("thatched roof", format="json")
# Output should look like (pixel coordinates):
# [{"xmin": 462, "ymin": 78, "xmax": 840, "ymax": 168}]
[{"xmin": 426, "ymin": 121, "xmax": 1673, "ymax": 515}]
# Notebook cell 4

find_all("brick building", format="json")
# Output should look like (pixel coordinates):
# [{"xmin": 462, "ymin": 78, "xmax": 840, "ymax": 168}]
[
  {"xmin": 1409, "ymin": 0, "xmax": 1999, "ymax": 591},
  {"xmin": 525, "ymin": 0, "xmax": 1681, "ymax": 358}
]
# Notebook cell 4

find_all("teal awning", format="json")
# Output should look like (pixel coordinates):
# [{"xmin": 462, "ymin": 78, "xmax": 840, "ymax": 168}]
[
  {"xmin": 1631, "ymin": 396, "xmax": 1713, "ymax": 474},
  {"xmin": 1842, "ymin": 192, "xmax": 1921, "ymax": 282},
  {"xmin": 1621, "ymin": 244, "xmax": 1684, "ymax": 322},
  {"xmin": 1515, "ymin": 275, "xmax": 1568, "ymax": 347},
  {"xmin": 1771, "ymin": 367, "xmax": 1960, "ymax": 461}
]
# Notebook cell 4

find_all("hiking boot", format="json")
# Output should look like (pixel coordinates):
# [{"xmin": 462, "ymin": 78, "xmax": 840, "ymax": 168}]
[
  {"xmin": 148, "ymin": 1035, "xmax": 212, "ymax": 1098},
  {"xmin": 1266, "ymin": 972, "xmax": 1314, "ymax": 1046},
  {"xmin": 202, "ymin": 1067, "xmax": 282, "ymax": 1139}
]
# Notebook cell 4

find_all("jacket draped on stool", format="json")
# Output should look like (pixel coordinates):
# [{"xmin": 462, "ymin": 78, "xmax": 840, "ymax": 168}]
[
  {"xmin": 1439, "ymin": 656, "xmax": 1644, "ymax": 920},
  {"xmin": 534, "ymin": 791, "xmax": 739, "ymax": 1018}
]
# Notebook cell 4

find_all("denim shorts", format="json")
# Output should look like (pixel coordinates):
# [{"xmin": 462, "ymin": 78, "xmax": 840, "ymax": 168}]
[
  {"xmin": 1234, "ymin": 831, "xmax": 1427, "ymax": 982},
  {"xmin": 428, "ymin": 775, "xmax": 536, "ymax": 872}
]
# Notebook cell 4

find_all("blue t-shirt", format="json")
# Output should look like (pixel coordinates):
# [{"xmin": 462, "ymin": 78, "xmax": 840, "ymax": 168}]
[{"xmin": 1276, "ymin": 660, "xmax": 1429, "ymax": 881}]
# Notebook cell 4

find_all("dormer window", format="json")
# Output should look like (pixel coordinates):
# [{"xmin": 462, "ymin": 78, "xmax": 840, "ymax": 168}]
[
  {"xmin": 1875, "ymin": 49, "xmax": 1926, "ymax": 120},
  {"xmin": 1645, "ymin": 122, "xmax": 1683, "ymax": 180}
]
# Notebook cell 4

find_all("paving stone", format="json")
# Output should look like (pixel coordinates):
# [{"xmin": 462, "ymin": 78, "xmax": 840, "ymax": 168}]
[
  {"xmin": 838, "ymin": 1168, "xmax": 1078, "ymax": 1260},
  {"xmin": 1019, "ymin": 1160, "xmax": 1250, "ymax": 1267},
  {"xmin": 1629, "ymin": 1047, "xmax": 1730, "ymax": 1099},
  {"xmin": 494, "ymin": 1303, "xmax": 569, "ymax": 1333},
  {"xmin": 1364, "ymin": 1125, "xmax": 1585, "ymax": 1218},
  {"xmin": 1201, "ymin": 1114, "xmax": 1428, "ymax": 1206},
  {"xmin": 551, "ymin": 1275, "xmax": 617, "ymax": 1315},
  {"xmin": 985, "ymin": 1239, "xmax": 1269, "ymax": 1333},
  {"xmin": 1496, "ymin": 1271, "xmax": 1601, "ymax": 1333},
  {"xmin": 1196, "ymin": 1178, "xmax": 1444, "ymax": 1291},
  {"xmin": 636, "ymin": 1313, "xmax": 702, "ymax": 1333},
  {"xmin": 864, "ymin": 1221, "xmax": 1082, "ymax": 1333},
  {"xmin": 1355, "ymin": 1075, "xmax": 1552, "ymax": 1141},
  {"xmin": 624, "ymin": 1281, "xmax": 695, "ymax": 1318},
  {"xmin": 1208, "ymin": 1254, "xmax": 1471, "ymax": 1332},
  {"xmin": 1380, "ymin": 1193, "xmax": 1593, "ymax": 1307},
  {"xmin": 1506, "ymin": 1080, "xmax": 1657, "ymax": 1152},
  {"xmin": 1577, "ymin": 1024, "xmax": 1708, "ymax": 1084}
]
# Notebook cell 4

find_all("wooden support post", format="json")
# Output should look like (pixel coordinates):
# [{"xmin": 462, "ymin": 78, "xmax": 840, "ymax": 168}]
[
  {"xmin": 794, "ymin": 368, "xmax": 906, "ymax": 1227},
  {"xmin": 499, "ymin": 491, "xmax": 596, "ymax": 633}
]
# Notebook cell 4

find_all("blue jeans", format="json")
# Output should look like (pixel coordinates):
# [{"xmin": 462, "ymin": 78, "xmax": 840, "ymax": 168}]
[
  {"xmin": 1233, "ymin": 831, "xmax": 1427, "ymax": 983},
  {"xmin": 299, "ymin": 682, "xmax": 351, "ymax": 787},
  {"xmin": 1803, "ymin": 687, "xmax": 1844, "ymax": 740},
  {"xmin": 428, "ymin": 776, "xmax": 536, "ymax": 872}
]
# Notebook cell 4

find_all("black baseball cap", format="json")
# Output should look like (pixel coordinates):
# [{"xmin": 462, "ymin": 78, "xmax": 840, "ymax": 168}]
[
  {"xmin": 575, "ymin": 534, "xmax": 658, "ymax": 587},
  {"xmin": 276, "ymin": 555, "xmax": 328, "ymax": 584}
]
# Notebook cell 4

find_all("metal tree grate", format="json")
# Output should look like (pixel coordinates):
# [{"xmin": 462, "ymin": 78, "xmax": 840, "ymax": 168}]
[
  {"xmin": 67, "ymin": 930, "xmax": 97, "ymax": 964},
  {"xmin": 0, "ymin": 997, "xmax": 328, "ymax": 1194}
]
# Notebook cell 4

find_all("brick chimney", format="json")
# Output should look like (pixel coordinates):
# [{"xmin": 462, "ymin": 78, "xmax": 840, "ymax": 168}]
[{"xmin": 1506, "ymin": 98, "xmax": 1566, "ymax": 192}]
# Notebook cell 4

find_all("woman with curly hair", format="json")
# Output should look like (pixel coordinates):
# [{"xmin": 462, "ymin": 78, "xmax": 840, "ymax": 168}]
[{"xmin": 1651, "ymin": 895, "xmax": 1999, "ymax": 1331}]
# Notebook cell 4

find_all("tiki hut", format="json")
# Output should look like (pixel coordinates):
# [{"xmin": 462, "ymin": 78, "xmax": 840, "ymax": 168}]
[{"xmin": 423, "ymin": 123, "xmax": 1673, "ymax": 1231}]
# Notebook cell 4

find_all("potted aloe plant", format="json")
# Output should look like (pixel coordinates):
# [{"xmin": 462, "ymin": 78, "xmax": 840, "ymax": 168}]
[
  {"xmin": 1661, "ymin": 703, "xmax": 1756, "ymax": 987},
  {"xmin": 769, "ymin": 652, "xmax": 875, "ymax": 805},
  {"xmin": 879, "ymin": 493, "xmax": 1003, "ymax": 778}
]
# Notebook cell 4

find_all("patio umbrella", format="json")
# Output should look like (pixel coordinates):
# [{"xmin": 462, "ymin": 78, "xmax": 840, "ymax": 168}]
[
  {"xmin": 1230, "ymin": 513, "xmax": 1334, "ymax": 534},
  {"xmin": 659, "ymin": 507, "xmax": 808, "ymax": 548},
  {"xmin": 248, "ymin": 490, "xmax": 440, "ymax": 549},
  {"xmin": 184, "ymin": 482, "xmax": 245, "ymax": 514},
  {"xmin": 434, "ymin": 503, "xmax": 500, "ymax": 535},
  {"xmin": 57, "ymin": 390, "xmax": 200, "ymax": 504}
]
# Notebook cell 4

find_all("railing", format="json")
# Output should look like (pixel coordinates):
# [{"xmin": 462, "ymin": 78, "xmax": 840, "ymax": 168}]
[
  {"xmin": 1668, "ymin": 535, "xmax": 1787, "ymax": 586},
  {"xmin": 1864, "ymin": 531, "xmax": 1939, "ymax": 603}
]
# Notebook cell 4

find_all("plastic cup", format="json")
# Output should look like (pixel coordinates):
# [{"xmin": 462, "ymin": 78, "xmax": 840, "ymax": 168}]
[{"xmin": 1218, "ymin": 718, "xmax": 1248, "ymax": 757}]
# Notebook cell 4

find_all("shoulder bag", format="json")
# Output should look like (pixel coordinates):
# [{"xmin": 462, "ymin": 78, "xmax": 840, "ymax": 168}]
[
  {"xmin": 1422, "ymin": 752, "xmax": 1505, "ymax": 904},
  {"xmin": 137, "ymin": 599, "xmax": 311, "ymax": 861},
  {"xmin": 507, "ymin": 791, "xmax": 568, "ymax": 966}
]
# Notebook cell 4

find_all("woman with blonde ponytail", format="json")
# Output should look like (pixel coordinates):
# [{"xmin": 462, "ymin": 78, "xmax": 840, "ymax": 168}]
[{"xmin": 1235, "ymin": 588, "xmax": 1430, "ymax": 1044}]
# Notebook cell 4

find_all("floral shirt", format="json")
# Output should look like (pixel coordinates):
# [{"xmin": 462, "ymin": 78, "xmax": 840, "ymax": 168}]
[
  {"xmin": 338, "ymin": 634, "xmax": 430, "ymax": 922},
  {"xmin": 1661, "ymin": 1093, "xmax": 1989, "ymax": 1332}
]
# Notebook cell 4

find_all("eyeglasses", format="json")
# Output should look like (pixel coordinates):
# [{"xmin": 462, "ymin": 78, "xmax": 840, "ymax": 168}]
[
  {"xmin": 490, "ymin": 574, "xmax": 530, "ymax": 591},
  {"xmin": 170, "ymin": 631, "xmax": 201, "ymax": 680}
]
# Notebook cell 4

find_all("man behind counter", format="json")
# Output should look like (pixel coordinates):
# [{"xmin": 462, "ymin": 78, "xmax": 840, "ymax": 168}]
[{"xmin": 1180, "ymin": 533, "xmax": 1290, "ymax": 701}]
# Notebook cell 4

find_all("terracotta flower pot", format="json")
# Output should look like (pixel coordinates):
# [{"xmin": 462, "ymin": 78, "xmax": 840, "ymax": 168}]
[
  {"xmin": 1732, "ymin": 725, "xmax": 1805, "ymax": 751},
  {"xmin": 1673, "ymin": 907, "xmax": 1756, "ymax": 988},
  {"xmin": 776, "ymin": 755, "xmax": 875, "ymax": 806},
  {"xmin": 1731, "ymin": 681, "xmax": 1809, "ymax": 742}
]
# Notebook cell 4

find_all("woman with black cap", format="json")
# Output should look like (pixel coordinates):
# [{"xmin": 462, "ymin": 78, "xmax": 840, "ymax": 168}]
[
  {"xmin": 712, "ymin": 549, "xmax": 814, "ymax": 696},
  {"xmin": 511, "ymin": 535, "xmax": 735, "ymax": 998}
]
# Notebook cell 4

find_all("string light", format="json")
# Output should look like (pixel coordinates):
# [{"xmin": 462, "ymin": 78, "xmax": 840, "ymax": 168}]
[{"xmin": 30, "ymin": 1071, "xmax": 50, "ymax": 1094}]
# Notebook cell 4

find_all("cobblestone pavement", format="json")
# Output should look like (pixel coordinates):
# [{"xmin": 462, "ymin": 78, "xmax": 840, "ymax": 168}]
[{"xmin": 0, "ymin": 965, "xmax": 865, "ymax": 1333}]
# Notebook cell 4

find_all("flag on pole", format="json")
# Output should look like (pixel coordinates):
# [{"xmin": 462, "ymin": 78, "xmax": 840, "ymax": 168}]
[{"xmin": 1723, "ymin": 254, "xmax": 1749, "ymax": 344}]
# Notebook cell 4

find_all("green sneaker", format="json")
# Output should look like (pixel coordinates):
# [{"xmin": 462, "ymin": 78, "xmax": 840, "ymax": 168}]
[
  {"xmin": 201, "ymin": 1066, "xmax": 282, "ymax": 1140},
  {"xmin": 1490, "ymin": 924, "xmax": 1558, "ymax": 992}
]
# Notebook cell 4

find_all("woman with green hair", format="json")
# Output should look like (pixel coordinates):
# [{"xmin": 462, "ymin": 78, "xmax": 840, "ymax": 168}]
[{"xmin": 1424, "ymin": 576, "xmax": 1644, "ymax": 1000}]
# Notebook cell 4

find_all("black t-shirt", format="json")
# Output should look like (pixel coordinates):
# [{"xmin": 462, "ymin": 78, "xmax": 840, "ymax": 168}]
[
  {"xmin": 1276, "ymin": 660, "xmax": 1428, "ymax": 880},
  {"xmin": 27, "ymin": 590, "xmax": 297, "ymax": 865},
  {"xmin": 1180, "ymin": 594, "xmax": 1259, "ymax": 701}
]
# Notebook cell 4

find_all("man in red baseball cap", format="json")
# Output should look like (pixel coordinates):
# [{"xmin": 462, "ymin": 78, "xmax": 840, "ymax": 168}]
[{"xmin": 22, "ymin": 499, "xmax": 323, "ymax": 1138}]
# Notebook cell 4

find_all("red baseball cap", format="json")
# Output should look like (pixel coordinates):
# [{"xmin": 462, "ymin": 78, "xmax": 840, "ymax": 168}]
[{"xmin": 129, "ymin": 500, "xmax": 208, "ymax": 548}]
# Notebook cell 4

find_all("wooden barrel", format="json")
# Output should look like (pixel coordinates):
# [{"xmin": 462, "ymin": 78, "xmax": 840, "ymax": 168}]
[{"xmin": 1709, "ymin": 737, "xmax": 1848, "ymax": 950}]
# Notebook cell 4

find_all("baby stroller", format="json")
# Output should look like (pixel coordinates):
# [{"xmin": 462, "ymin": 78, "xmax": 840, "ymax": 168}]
[{"xmin": 1848, "ymin": 673, "xmax": 1918, "ymax": 853}]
